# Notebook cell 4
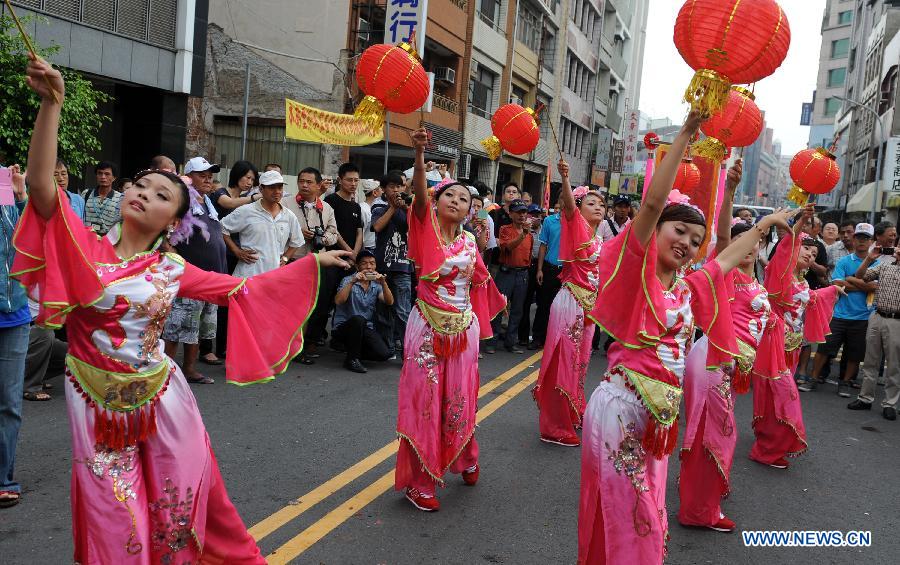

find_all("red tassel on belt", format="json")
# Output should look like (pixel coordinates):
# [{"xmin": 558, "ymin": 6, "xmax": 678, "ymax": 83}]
[{"xmin": 642, "ymin": 416, "xmax": 679, "ymax": 459}]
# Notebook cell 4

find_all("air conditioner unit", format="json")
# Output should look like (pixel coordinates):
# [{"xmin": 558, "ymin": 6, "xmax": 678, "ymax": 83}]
[
  {"xmin": 458, "ymin": 154, "xmax": 472, "ymax": 179},
  {"xmin": 434, "ymin": 67, "xmax": 456, "ymax": 85}
]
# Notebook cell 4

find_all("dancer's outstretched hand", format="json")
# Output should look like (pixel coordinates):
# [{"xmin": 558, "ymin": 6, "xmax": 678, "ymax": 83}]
[
  {"xmin": 25, "ymin": 53, "xmax": 65, "ymax": 103},
  {"xmin": 318, "ymin": 250, "xmax": 352, "ymax": 270},
  {"xmin": 763, "ymin": 207, "xmax": 800, "ymax": 231}
]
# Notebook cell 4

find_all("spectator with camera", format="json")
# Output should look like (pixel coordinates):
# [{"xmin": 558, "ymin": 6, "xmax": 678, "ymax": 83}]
[
  {"xmin": 287, "ymin": 167, "xmax": 338, "ymax": 257},
  {"xmin": 488, "ymin": 199, "xmax": 533, "ymax": 354},
  {"xmin": 332, "ymin": 251, "xmax": 394, "ymax": 373},
  {"xmin": 372, "ymin": 171, "xmax": 414, "ymax": 355}
]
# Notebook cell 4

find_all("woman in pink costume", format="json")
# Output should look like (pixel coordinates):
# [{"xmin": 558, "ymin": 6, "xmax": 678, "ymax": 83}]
[
  {"xmin": 533, "ymin": 160, "xmax": 606, "ymax": 447},
  {"xmin": 394, "ymin": 128, "xmax": 505, "ymax": 512},
  {"xmin": 12, "ymin": 56, "xmax": 351, "ymax": 564},
  {"xmin": 577, "ymin": 113, "xmax": 796, "ymax": 564},
  {"xmin": 748, "ymin": 209, "xmax": 841, "ymax": 469},
  {"xmin": 678, "ymin": 160, "xmax": 786, "ymax": 533}
]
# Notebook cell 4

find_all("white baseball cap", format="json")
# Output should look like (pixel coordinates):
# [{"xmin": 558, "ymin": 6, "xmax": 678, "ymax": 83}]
[
  {"xmin": 184, "ymin": 157, "xmax": 220, "ymax": 174},
  {"xmin": 361, "ymin": 178, "xmax": 380, "ymax": 193},
  {"xmin": 259, "ymin": 170, "xmax": 285, "ymax": 186},
  {"xmin": 854, "ymin": 223, "xmax": 875, "ymax": 237}
]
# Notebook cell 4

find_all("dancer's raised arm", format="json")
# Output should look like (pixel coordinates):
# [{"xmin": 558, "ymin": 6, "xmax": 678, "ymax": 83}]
[
  {"xmin": 557, "ymin": 159, "xmax": 576, "ymax": 219},
  {"xmin": 714, "ymin": 208, "xmax": 799, "ymax": 273},
  {"xmin": 23, "ymin": 54, "xmax": 65, "ymax": 219},
  {"xmin": 715, "ymin": 160, "xmax": 742, "ymax": 254},
  {"xmin": 410, "ymin": 127, "xmax": 430, "ymax": 220},
  {"xmin": 631, "ymin": 111, "xmax": 704, "ymax": 247}
]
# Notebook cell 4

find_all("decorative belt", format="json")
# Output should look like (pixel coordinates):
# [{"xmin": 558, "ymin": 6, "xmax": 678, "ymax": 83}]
[
  {"xmin": 416, "ymin": 300, "xmax": 472, "ymax": 336},
  {"xmin": 565, "ymin": 281, "xmax": 598, "ymax": 312},
  {"xmin": 877, "ymin": 309, "xmax": 900, "ymax": 319},
  {"xmin": 604, "ymin": 364, "xmax": 682, "ymax": 459},
  {"xmin": 784, "ymin": 330, "xmax": 803, "ymax": 352}
]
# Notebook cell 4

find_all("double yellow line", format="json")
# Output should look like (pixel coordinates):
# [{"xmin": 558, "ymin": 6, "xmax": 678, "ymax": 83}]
[{"xmin": 249, "ymin": 351, "xmax": 543, "ymax": 564}]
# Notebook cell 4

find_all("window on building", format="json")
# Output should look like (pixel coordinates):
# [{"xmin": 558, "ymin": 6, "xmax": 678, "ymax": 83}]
[
  {"xmin": 827, "ymin": 67, "xmax": 846, "ymax": 87},
  {"xmin": 511, "ymin": 85, "xmax": 527, "ymax": 106},
  {"xmin": 537, "ymin": 94, "xmax": 551, "ymax": 139},
  {"xmin": 824, "ymin": 97, "xmax": 842, "ymax": 117},
  {"xmin": 831, "ymin": 38, "xmax": 850, "ymax": 58},
  {"xmin": 468, "ymin": 66, "xmax": 497, "ymax": 119},
  {"xmin": 478, "ymin": 0, "xmax": 503, "ymax": 30},
  {"xmin": 541, "ymin": 28, "xmax": 557, "ymax": 72},
  {"xmin": 517, "ymin": 5, "xmax": 541, "ymax": 51},
  {"xmin": 838, "ymin": 10, "xmax": 853, "ymax": 25}
]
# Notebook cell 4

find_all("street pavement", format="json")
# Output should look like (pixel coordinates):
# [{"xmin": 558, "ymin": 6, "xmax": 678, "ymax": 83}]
[{"xmin": 2, "ymin": 346, "xmax": 898, "ymax": 564}]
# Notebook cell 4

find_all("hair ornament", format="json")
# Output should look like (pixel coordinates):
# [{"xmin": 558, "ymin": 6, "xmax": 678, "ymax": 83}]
[{"xmin": 665, "ymin": 189, "xmax": 706, "ymax": 221}]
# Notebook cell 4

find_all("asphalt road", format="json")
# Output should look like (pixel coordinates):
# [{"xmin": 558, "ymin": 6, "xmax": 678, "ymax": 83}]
[{"xmin": 2, "ymin": 347, "xmax": 898, "ymax": 564}]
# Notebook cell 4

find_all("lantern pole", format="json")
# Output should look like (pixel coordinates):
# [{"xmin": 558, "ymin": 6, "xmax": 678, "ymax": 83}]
[
  {"xmin": 836, "ymin": 95, "xmax": 883, "ymax": 224},
  {"xmin": 383, "ymin": 113, "xmax": 390, "ymax": 175}
]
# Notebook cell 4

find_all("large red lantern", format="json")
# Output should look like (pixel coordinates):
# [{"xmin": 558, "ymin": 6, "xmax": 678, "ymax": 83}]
[
  {"xmin": 356, "ymin": 42, "xmax": 430, "ymax": 114},
  {"xmin": 786, "ymin": 147, "xmax": 841, "ymax": 206},
  {"xmin": 693, "ymin": 86, "xmax": 763, "ymax": 162},
  {"xmin": 480, "ymin": 104, "xmax": 540, "ymax": 160},
  {"xmin": 673, "ymin": 158, "xmax": 701, "ymax": 192},
  {"xmin": 674, "ymin": 0, "xmax": 791, "ymax": 116}
]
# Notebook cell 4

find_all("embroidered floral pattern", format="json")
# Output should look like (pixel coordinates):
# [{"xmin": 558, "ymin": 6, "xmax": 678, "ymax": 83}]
[
  {"xmin": 416, "ymin": 332, "xmax": 439, "ymax": 421},
  {"xmin": 442, "ymin": 388, "xmax": 468, "ymax": 447},
  {"xmin": 149, "ymin": 478, "xmax": 195, "ymax": 564},
  {"xmin": 606, "ymin": 420, "xmax": 652, "ymax": 537},
  {"xmin": 79, "ymin": 447, "xmax": 142, "ymax": 555},
  {"xmin": 132, "ymin": 269, "xmax": 175, "ymax": 366}
]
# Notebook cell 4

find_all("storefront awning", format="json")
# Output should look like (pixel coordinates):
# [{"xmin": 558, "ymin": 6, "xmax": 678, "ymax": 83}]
[{"xmin": 846, "ymin": 181, "xmax": 883, "ymax": 213}]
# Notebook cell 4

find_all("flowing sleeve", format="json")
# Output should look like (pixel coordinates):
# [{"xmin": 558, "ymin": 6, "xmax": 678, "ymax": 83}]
[
  {"xmin": 471, "ymin": 247, "xmax": 506, "ymax": 339},
  {"xmin": 764, "ymin": 233, "xmax": 800, "ymax": 307},
  {"xmin": 407, "ymin": 199, "xmax": 445, "ymax": 281},
  {"xmin": 587, "ymin": 222, "xmax": 666, "ymax": 348},
  {"xmin": 753, "ymin": 315, "xmax": 788, "ymax": 379},
  {"xmin": 11, "ymin": 188, "xmax": 112, "ymax": 328},
  {"xmin": 558, "ymin": 210, "xmax": 593, "ymax": 261},
  {"xmin": 176, "ymin": 255, "xmax": 321, "ymax": 385},
  {"xmin": 685, "ymin": 261, "xmax": 741, "ymax": 369},
  {"xmin": 803, "ymin": 285, "xmax": 839, "ymax": 343}
]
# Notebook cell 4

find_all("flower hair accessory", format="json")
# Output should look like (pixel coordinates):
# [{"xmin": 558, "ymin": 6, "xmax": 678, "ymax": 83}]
[
  {"xmin": 168, "ymin": 185, "xmax": 211, "ymax": 245},
  {"xmin": 730, "ymin": 217, "xmax": 745, "ymax": 227},
  {"xmin": 666, "ymin": 189, "xmax": 706, "ymax": 221},
  {"xmin": 572, "ymin": 186, "xmax": 590, "ymax": 199}
]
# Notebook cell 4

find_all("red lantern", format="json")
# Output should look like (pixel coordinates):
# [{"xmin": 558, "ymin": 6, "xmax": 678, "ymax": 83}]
[
  {"xmin": 787, "ymin": 147, "xmax": 841, "ymax": 206},
  {"xmin": 674, "ymin": 0, "xmax": 791, "ymax": 115},
  {"xmin": 644, "ymin": 132, "xmax": 660, "ymax": 151},
  {"xmin": 481, "ymin": 104, "xmax": 540, "ymax": 160},
  {"xmin": 694, "ymin": 86, "xmax": 763, "ymax": 162},
  {"xmin": 673, "ymin": 158, "xmax": 701, "ymax": 192},
  {"xmin": 356, "ymin": 42, "xmax": 430, "ymax": 114}
]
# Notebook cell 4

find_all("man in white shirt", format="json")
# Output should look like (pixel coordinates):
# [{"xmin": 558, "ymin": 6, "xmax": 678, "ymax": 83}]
[
  {"xmin": 283, "ymin": 167, "xmax": 339, "ymax": 258},
  {"xmin": 598, "ymin": 195, "xmax": 632, "ymax": 242},
  {"xmin": 221, "ymin": 170, "xmax": 303, "ymax": 277},
  {"xmin": 360, "ymin": 179, "xmax": 381, "ymax": 253}
]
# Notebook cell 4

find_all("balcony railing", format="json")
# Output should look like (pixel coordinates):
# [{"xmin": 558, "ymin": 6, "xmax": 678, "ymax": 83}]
[{"xmin": 434, "ymin": 93, "xmax": 460, "ymax": 114}]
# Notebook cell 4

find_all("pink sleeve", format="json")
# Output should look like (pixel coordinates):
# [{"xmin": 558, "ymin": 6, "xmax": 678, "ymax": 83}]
[
  {"xmin": 685, "ymin": 261, "xmax": 741, "ymax": 369},
  {"xmin": 559, "ymin": 209, "xmax": 594, "ymax": 262},
  {"xmin": 588, "ymin": 222, "xmax": 664, "ymax": 348},
  {"xmin": 471, "ymin": 250, "xmax": 506, "ymax": 339},
  {"xmin": 11, "ymin": 188, "xmax": 113, "ymax": 328},
  {"xmin": 178, "ymin": 256, "xmax": 321, "ymax": 385},
  {"xmin": 407, "ymin": 200, "xmax": 444, "ymax": 281},
  {"xmin": 803, "ymin": 285, "xmax": 839, "ymax": 343},
  {"xmin": 753, "ymin": 315, "xmax": 787, "ymax": 380},
  {"xmin": 764, "ymin": 232, "xmax": 800, "ymax": 306}
]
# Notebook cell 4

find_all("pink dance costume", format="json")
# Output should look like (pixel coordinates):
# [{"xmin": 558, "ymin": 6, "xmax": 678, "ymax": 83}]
[
  {"xmin": 578, "ymin": 224, "xmax": 738, "ymax": 564},
  {"xmin": 394, "ymin": 202, "xmax": 505, "ymax": 496},
  {"xmin": 12, "ymin": 189, "xmax": 323, "ymax": 564},
  {"xmin": 749, "ymin": 232, "xmax": 838, "ymax": 464},
  {"xmin": 678, "ymin": 267, "xmax": 775, "ymax": 527},
  {"xmin": 533, "ymin": 210, "xmax": 602, "ymax": 441}
]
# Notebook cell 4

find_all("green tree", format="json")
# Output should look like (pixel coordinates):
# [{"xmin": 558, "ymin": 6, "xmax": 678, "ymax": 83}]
[{"xmin": 0, "ymin": 14, "xmax": 110, "ymax": 174}]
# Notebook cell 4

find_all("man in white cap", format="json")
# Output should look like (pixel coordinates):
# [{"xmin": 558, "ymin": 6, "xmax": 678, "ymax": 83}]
[
  {"xmin": 162, "ymin": 157, "xmax": 227, "ymax": 384},
  {"xmin": 359, "ymin": 179, "xmax": 381, "ymax": 254},
  {"xmin": 801, "ymin": 223, "xmax": 878, "ymax": 396},
  {"xmin": 221, "ymin": 170, "xmax": 304, "ymax": 277}
]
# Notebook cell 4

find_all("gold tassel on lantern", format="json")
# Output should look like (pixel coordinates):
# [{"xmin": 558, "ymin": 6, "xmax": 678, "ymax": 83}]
[
  {"xmin": 353, "ymin": 95, "xmax": 387, "ymax": 132},
  {"xmin": 786, "ymin": 184, "xmax": 809, "ymax": 207},
  {"xmin": 692, "ymin": 136, "xmax": 728, "ymax": 162},
  {"xmin": 683, "ymin": 69, "xmax": 731, "ymax": 117},
  {"xmin": 481, "ymin": 135, "xmax": 503, "ymax": 160}
]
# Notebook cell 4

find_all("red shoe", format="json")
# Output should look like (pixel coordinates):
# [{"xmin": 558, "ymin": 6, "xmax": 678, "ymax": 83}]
[
  {"xmin": 405, "ymin": 488, "xmax": 440, "ymax": 512},
  {"xmin": 707, "ymin": 516, "xmax": 736, "ymax": 532},
  {"xmin": 540, "ymin": 434, "xmax": 580, "ymax": 447},
  {"xmin": 768, "ymin": 457, "xmax": 790, "ymax": 469},
  {"xmin": 462, "ymin": 465, "xmax": 479, "ymax": 486}
]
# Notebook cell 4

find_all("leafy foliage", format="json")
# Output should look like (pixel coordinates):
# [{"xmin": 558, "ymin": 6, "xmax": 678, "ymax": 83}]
[{"xmin": 0, "ymin": 14, "xmax": 110, "ymax": 173}]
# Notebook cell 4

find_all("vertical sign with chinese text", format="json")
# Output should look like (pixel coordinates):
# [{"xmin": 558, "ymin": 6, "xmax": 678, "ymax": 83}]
[
  {"xmin": 611, "ymin": 139, "xmax": 625, "ymax": 173},
  {"xmin": 595, "ymin": 128, "xmax": 613, "ymax": 170},
  {"xmin": 386, "ymin": 0, "xmax": 428, "ymax": 56},
  {"xmin": 882, "ymin": 136, "xmax": 900, "ymax": 192},
  {"xmin": 623, "ymin": 110, "xmax": 640, "ymax": 174}
]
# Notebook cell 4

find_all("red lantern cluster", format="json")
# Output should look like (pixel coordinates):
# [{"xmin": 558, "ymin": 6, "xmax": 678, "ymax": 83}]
[
  {"xmin": 356, "ymin": 43, "xmax": 430, "ymax": 114},
  {"xmin": 673, "ymin": 158, "xmax": 701, "ymax": 192},
  {"xmin": 787, "ymin": 147, "xmax": 841, "ymax": 205},
  {"xmin": 674, "ymin": 0, "xmax": 791, "ymax": 115},
  {"xmin": 480, "ymin": 104, "xmax": 540, "ymax": 160},
  {"xmin": 694, "ymin": 86, "xmax": 763, "ymax": 162}
]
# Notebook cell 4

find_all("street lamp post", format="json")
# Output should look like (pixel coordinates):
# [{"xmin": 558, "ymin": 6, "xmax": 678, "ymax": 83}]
[{"xmin": 836, "ymin": 95, "xmax": 883, "ymax": 224}]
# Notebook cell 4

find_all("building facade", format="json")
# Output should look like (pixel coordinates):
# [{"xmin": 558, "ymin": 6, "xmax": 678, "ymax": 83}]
[{"xmin": 8, "ymin": 0, "xmax": 206, "ymax": 182}]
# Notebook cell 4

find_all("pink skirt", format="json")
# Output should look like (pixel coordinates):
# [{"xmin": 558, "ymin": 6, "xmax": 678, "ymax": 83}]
[
  {"xmin": 578, "ymin": 378, "xmax": 669, "ymax": 564},
  {"xmin": 395, "ymin": 308, "xmax": 481, "ymax": 489},
  {"xmin": 750, "ymin": 372, "xmax": 808, "ymax": 464},
  {"xmin": 66, "ymin": 362, "xmax": 264, "ymax": 565},
  {"xmin": 678, "ymin": 336, "xmax": 736, "ymax": 526},
  {"xmin": 533, "ymin": 288, "xmax": 595, "ymax": 438}
]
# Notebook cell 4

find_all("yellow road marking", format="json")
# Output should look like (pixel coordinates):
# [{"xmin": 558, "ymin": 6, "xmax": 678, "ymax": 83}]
[
  {"xmin": 266, "ymin": 370, "xmax": 540, "ymax": 563},
  {"xmin": 249, "ymin": 351, "xmax": 542, "ymax": 541}
]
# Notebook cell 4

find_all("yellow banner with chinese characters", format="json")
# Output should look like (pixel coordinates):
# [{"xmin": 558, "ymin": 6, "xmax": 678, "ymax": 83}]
[{"xmin": 285, "ymin": 96, "xmax": 385, "ymax": 146}]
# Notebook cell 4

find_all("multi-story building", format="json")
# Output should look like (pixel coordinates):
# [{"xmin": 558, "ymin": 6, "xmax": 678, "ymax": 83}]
[
  {"xmin": 9, "ymin": 0, "xmax": 207, "ymax": 180},
  {"xmin": 809, "ymin": 0, "xmax": 853, "ymax": 153}
]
